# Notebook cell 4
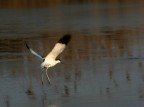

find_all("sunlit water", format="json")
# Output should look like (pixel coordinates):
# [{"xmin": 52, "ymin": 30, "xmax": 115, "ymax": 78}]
[{"xmin": 1, "ymin": 3, "xmax": 144, "ymax": 107}]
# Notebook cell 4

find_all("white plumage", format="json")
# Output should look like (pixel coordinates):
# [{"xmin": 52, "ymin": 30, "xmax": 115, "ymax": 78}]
[
  {"xmin": 25, "ymin": 34, "xmax": 71, "ymax": 85},
  {"xmin": 41, "ymin": 43, "xmax": 66, "ymax": 68}
]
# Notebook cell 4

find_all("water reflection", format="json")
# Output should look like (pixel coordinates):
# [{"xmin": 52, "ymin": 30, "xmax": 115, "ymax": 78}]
[
  {"xmin": 4, "ymin": 95, "xmax": 10, "ymax": 107},
  {"xmin": 0, "ymin": 29, "xmax": 144, "ymax": 107}
]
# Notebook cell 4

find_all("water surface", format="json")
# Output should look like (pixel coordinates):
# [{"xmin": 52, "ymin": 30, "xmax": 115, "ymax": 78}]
[{"xmin": 0, "ymin": 2, "xmax": 144, "ymax": 107}]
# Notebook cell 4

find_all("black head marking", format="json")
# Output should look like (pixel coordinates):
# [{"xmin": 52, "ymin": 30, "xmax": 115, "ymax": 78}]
[{"xmin": 58, "ymin": 34, "xmax": 71, "ymax": 45}]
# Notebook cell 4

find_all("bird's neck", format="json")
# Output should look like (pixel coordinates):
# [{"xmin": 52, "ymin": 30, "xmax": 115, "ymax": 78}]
[{"xmin": 55, "ymin": 60, "xmax": 61, "ymax": 64}]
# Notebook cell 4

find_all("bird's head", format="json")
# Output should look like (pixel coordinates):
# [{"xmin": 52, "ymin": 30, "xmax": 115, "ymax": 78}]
[{"xmin": 56, "ymin": 59, "xmax": 64, "ymax": 64}]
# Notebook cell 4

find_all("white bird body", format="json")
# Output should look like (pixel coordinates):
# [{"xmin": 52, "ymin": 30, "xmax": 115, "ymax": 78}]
[
  {"xmin": 41, "ymin": 58, "xmax": 60, "ymax": 68},
  {"xmin": 25, "ymin": 35, "xmax": 71, "ymax": 84},
  {"xmin": 41, "ymin": 43, "xmax": 66, "ymax": 68}
]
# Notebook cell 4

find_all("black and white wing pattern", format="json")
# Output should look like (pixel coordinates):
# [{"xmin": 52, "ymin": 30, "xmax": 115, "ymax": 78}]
[
  {"xmin": 25, "ymin": 42, "xmax": 44, "ymax": 61},
  {"xmin": 45, "ymin": 34, "xmax": 71, "ymax": 60}
]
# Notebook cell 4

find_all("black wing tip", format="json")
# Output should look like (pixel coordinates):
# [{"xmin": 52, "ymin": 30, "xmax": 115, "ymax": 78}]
[
  {"xmin": 58, "ymin": 34, "xmax": 71, "ymax": 45},
  {"xmin": 25, "ymin": 42, "xmax": 30, "ymax": 50}
]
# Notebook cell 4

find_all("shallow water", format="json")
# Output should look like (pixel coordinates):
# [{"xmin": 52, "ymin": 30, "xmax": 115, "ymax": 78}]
[{"xmin": 1, "ymin": 2, "xmax": 144, "ymax": 107}]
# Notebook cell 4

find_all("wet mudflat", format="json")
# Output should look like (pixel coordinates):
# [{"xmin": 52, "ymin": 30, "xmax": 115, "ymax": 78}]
[{"xmin": 0, "ymin": 2, "xmax": 144, "ymax": 107}]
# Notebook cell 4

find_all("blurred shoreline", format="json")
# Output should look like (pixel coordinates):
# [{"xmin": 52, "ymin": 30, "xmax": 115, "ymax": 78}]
[{"xmin": 0, "ymin": 0, "xmax": 144, "ymax": 8}]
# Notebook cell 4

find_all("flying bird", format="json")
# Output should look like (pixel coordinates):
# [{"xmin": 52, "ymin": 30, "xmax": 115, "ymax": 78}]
[{"xmin": 25, "ymin": 34, "xmax": 71, "ymax": 85}]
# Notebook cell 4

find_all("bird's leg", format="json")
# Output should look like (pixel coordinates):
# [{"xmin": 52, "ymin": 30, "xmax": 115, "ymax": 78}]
[
  {"xmin": 41, "ymin": 69, "xmax": 44, "ymax": 85},
  {"xmin": 45, "ymin": 68, "xmax": 51, "ymax": 85},
  {"xmin": 41, "ymin": 68, "xmax": 45, "ymax": 85}
]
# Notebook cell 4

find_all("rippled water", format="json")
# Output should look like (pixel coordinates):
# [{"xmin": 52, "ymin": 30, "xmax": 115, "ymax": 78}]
[{"xmin": 1, "ymin": 2, "xmax": 144, "ymax": 107}]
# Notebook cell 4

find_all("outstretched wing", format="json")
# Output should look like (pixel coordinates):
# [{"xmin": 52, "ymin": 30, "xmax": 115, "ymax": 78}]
[
  {"xmin": 45, "ymin": 43, "xmax": 66, "ymax": 60},
  {"xmin": 25, "ymin": 42, "xmax": 44, "ymax": 61},
  {"xmin": 45, "ymin": 34, "xmax": 71, "ymax": 60}
]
